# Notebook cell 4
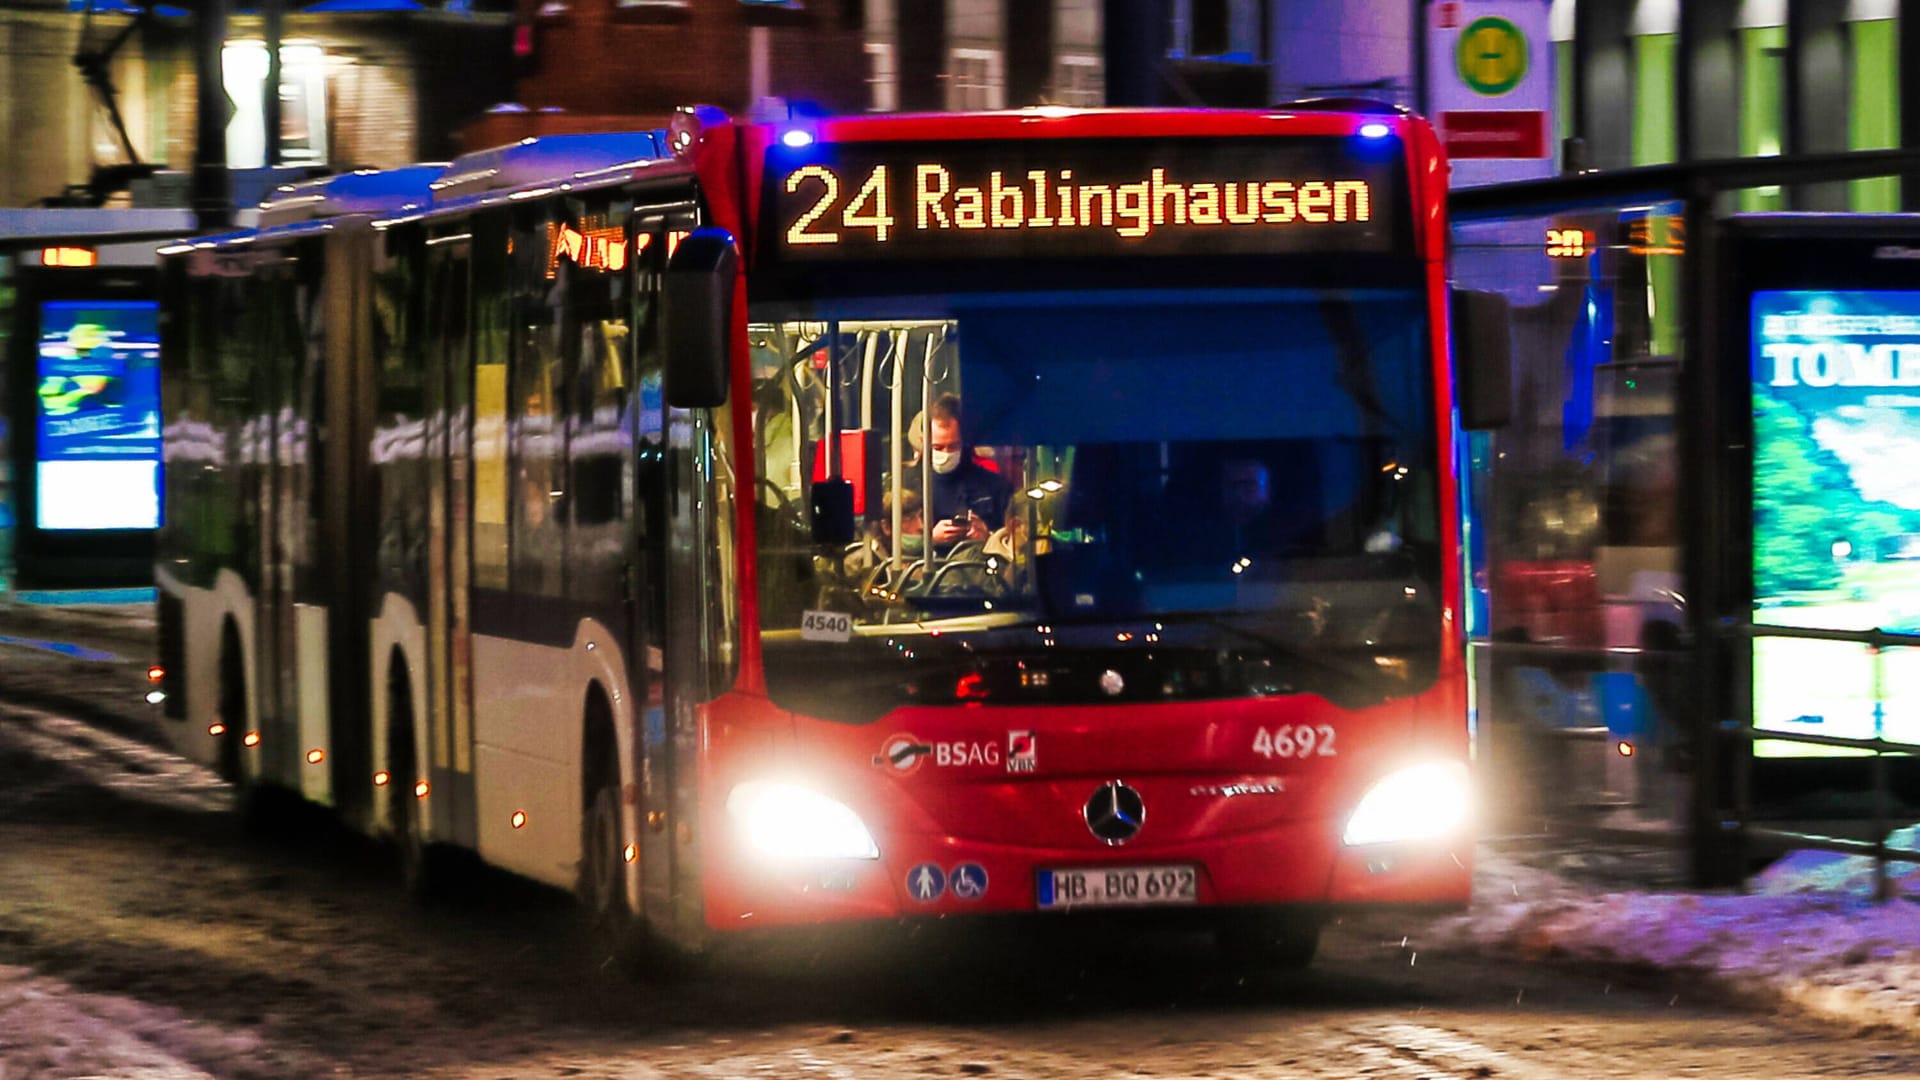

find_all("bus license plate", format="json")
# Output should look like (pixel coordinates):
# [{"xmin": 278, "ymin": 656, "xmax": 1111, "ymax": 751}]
[{"xmin": 1038, "ymin": 865, "xmax": 1197, "ymax": 909}]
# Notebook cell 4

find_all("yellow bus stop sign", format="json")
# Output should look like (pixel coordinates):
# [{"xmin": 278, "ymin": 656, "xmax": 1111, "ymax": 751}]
[{"xmin": 1458, "ymin": 16, "xmax": 1527, "ymax": 96}]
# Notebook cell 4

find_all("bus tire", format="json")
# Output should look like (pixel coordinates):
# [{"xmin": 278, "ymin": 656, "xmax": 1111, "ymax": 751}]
[
  {"xmin": 217, "ymin": 623, "xmax": 290, "ymax": 837},
  {"xmin": 579, "ymin": 697, "xmax": 669, "ymax": 976},
  {"xmin": 1214, "ymin": 910, "xmax": 1322, "ymax": 970},
  {"xmin": 388, "ymin": 661, "xmax": 451, "ymax": 901},
  {"xmin": 215, "ymin": 623, "xmax": 245, "ymax": 785}
]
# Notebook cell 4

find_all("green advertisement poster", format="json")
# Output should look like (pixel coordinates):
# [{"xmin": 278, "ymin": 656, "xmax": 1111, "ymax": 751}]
[{"xmin": 1753, "ymin": 290, "xmax": 1920, "ymax": 755}]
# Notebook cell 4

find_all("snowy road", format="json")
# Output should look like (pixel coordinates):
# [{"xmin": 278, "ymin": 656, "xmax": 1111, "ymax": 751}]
[{"xmin": 5, "ymin": 609, "xmax": 1920, "ymax": 1078}]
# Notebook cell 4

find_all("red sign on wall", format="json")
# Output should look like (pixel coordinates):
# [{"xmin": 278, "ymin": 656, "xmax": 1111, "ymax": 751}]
[{"xmin": 1439, "ymin": 110, "xmax": 1548, "ymax": 160}]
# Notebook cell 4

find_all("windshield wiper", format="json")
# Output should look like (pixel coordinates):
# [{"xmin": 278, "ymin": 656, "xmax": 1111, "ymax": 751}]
[{"xmin": 1161, "ymin": 611, "xmax": 1370, "ymax": 683}]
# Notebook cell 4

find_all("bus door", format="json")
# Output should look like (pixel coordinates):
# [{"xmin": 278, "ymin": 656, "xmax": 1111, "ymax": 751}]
[
  {"xmin": 255, "ymin": 253, "xmax": 304, "ymax": 794},
  {"xmin": 635, "ymin": 206, "xmax": 718, "ymax": 938},
  {"xmin": 322, "ymin": 233, "xmax": 379, "ymax": 818},
  {"xmin": 423, "ymin": 228, "xmax": 478, "ymax": 846},
  {"xmin": 630, "ymin": 210, "xmax": 673, "ymax": 927}
]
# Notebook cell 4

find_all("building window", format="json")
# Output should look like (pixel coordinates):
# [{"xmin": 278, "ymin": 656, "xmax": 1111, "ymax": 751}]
[
  {"xmin": 1739, "ymin": 23, "xmax": 1786, "ymax": 211},
  {"xmin": 1050, "ymin": 53, "xmax": 1103, "ymax": 107},
  {"xmin": 222, "ymin": 42, "xmax": 329, "ymax": 169},
  {"xmin": 1850, "ymin": 17, "xmax": 1900, "ymax": 211},
  {"xmin": 1175, "ymin": 0, "xmax": 1260, "ymax": 61},
  {"xmin": 866, "ymin": 42, "xmax": 898, "ymax": 112},
  {"xmin": 946, "ymin": 48, "xmax": 1004, "ymax": 111}
]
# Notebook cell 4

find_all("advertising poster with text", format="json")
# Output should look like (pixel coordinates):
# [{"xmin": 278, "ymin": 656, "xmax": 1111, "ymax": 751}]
[
  {"xmin": 1753, "ymin": 290, "xmax": 1920, "ymax": 754},
  {"xmin": 34, "ymin": 300, "xmax": 162, "ymax": 531}
]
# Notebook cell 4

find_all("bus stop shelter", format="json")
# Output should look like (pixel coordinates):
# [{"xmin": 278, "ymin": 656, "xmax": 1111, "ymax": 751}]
[
  {"xmin": 0, "ymin": 209, "xmax": 192, "ymax": 593},
  {"xmin": 1451, "ymin": 150, "xmax": 1920, "ymax": 887}
]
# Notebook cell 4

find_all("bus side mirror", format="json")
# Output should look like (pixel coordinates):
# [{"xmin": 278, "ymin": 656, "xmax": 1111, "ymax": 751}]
[
  {"xmin": 1452, "ymin": 288, "xmax": 1512, "ymax": 431},
  {"xmin": 663, "ymin": 227, "xmax": 738, "ymax": 409},
  {"xmin": 809, "ymin": 479, "xmax": 856, "ymax": 546}
]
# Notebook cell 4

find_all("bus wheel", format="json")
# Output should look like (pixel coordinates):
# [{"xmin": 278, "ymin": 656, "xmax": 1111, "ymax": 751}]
[
  {"xmin": 215, "ymin": 624, "xmax": 245, "ymax": 785},
  {"xmin": 1214, "ymin": 910, "xmax": 1322, "ymax": 970},
  {"xmin": 582, "ymin": 781, "xmax": 628, "ymax": 930},
  {"xmin": 581, "ymin": 768, "xmax": 662, "ymax": 973},
  {"xmin": 579, "ymin": 725, "xmax": 676, "ymax": 974},
  {"xmin": 217, "ymin": 625, "xmax": 288, "ymax": 836},
  {"xmin": 389, "ymin": 667, "xmax": 447, "ymax": 900}
]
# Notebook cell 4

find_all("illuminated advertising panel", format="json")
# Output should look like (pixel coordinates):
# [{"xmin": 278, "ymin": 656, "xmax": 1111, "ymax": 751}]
[
  {"xmin": 762, "ymin": 137, "xmax": 1407, "ymax": 263},
  {"xmin": 1752, "ymin": 290, "xmax": 1920, "ymax": 754},
  {"xmin": 34, "ymin": 300, "xmax": 162, "ymax": 531}
]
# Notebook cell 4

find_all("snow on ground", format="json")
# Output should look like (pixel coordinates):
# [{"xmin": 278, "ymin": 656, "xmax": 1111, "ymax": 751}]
[
  {"xmin": 0, "ymin": 964, "xmax": 278, "ymax": 1079},
  {"xmin": 1427, "ymin": 828, "xmax": 1920, "ymax": 1035},
  {"xmin": 18, "ymin": 839, "xmax": 1920, "ymax": 1077}
]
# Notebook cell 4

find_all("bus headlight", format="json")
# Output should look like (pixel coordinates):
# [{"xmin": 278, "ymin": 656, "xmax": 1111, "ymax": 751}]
[
  {"xmin": 727, "ymin": 781, "xmax": 880, "ymax": 861},
  {"xmin": 1341, "ymin": 761, "xmax": 1472, "ymax": 846}
]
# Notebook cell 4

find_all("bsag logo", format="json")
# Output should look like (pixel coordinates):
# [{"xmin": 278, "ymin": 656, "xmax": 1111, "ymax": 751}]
[
  {"xmin": 876, "ymin": 734, "xmax": 1003, "ymax": 771},
  {"xmin": 874, "ymin": 733, "xmax": 930, "ymax": 774},
  {"xmin": 1875, "ymin": 245, "xmax": 1920, "ymax": 260},
  {"xmin": 934, "ymin": 741, "xmax": 1000, "ymax": 767}
]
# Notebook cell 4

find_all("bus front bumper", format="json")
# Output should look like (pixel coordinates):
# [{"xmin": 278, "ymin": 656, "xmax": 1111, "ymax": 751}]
[{"xmin": 704, "ymin": 824, "xmax": 1471, "ymax": 931}]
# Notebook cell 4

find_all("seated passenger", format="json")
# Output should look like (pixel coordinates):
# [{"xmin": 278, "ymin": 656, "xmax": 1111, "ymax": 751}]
[
  {"xmin": 845, "ymin": 488, "xmax": 925, "ymax": 578},
  {"xmin": 984, "ymin": 510, "xmax": 1029, "ymax": 562}
]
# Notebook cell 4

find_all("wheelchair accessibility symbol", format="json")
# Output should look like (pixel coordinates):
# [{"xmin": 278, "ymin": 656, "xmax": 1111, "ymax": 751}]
[{"xmin": 950, "ymin": 862, "xmax": 988, "ymax": 901}]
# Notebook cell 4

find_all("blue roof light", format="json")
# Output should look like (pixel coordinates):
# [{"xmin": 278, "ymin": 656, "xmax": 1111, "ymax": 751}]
[
  {"xmin": 781, "ymin": 128, "xmax": 816, "ymax": 149},
  {"xmin": 1358, "ymin": 122, "xmax": 1391, "ymax": 139}
]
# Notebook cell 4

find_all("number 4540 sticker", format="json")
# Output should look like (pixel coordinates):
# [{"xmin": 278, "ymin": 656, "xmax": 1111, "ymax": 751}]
[{"xmin": 1252, "ymin": 724, "xmax": 1337, "ymax": 759}]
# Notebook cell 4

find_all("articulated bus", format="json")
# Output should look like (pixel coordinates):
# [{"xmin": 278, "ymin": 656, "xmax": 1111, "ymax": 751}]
[{"xmin": 155, "ymin": 103, "xmax": 1472, "ymax": 966}]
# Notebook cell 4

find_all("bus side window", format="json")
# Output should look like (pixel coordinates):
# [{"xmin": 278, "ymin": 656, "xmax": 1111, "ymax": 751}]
[
  {"xmin": 471, "ymin": 212, "xmax": 512, "ymax": 592},
  {"xmin": 510, "ymin": 208, "xmax": 567, "ymax": 599},
  {"xmin": 632, "ymin": 221, "xmax": 667, "ymax": 640},
  {"xmin": 566, "ymin": 199, "xmax": 632, "ymax": 606}
]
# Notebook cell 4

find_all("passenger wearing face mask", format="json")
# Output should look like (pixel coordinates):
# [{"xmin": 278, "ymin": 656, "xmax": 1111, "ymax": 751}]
[
  {"xmin": 845, "ymin": 488, "xmax": 926, "ymax": 577},
  {"xmin": 904, "ymin": 392, "xmax": 1009, "ymax": 550}
]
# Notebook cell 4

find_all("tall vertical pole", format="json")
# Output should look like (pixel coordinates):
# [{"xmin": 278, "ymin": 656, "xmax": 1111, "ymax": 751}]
[
  {"xmin": 896, "ymin": 0, "xmax": 946, "ymax": 112},
  {"xmin": 1413, "ymin": 0, "xmax": 1428, "ymax": 116},
  {"xmin": 1901, "ymin": 5, "xmax": 1920, "ymax": 210},
  {"xmin": 1101, "ymin": 0, "xmax": 1170, "ymax": 106},
  {"xmin": 1782, "ymin": 0, "xmax": 1805, "ymax": 208},
  {"xmin": 1004, "ymin": 0, "xmax": 1053, "ymax": 107},
  {"xmin": 264, "ymin": 0, "xmax": 283, "ymax": 168},
  {"xmin": 1674, "ymin": 0, "xmax": 1695, "ymax": 162},
  {"xmin": 191, "ymin": 0, "xmax": 231, "ymax": 232}
]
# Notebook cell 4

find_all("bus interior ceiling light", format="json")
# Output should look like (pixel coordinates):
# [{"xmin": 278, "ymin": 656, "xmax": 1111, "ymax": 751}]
[
  {"xmin": 727, "ymin": 780, "xmax": 879, "ymax": 861},
  {"xmin": 1341, "ymin": 761, "xmax": 1471, "ymax": 846},
  {"xmin": 1358, "ymin": 122, "xmax": 1391, "ymax": 139}
]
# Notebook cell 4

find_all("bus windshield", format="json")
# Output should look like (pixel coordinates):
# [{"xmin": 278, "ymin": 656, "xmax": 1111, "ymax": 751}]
[{"xmin": 749, "ymin": 287, "xmax": 1440, "ymax": 723}]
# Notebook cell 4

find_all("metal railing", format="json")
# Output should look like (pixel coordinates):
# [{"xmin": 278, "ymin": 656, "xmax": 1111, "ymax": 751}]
[{"xmin": 1727, "ymin": 623, "xmax": 1920, "ymax": 901}]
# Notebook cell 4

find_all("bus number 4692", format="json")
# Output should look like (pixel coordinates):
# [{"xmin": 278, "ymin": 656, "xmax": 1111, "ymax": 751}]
[{"xmin": 1252, "ymin": 725, "xmax": 1337, "ymax": 759}]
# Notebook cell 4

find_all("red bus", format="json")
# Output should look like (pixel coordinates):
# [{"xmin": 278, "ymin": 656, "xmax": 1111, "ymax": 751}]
[{"xmin": 155, "ymin": 103, "xmax": 1470, "ymax": 967}]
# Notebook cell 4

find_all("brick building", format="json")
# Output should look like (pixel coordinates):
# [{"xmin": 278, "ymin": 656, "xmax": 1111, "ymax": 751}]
[
  {"xmin": 0, "ymin": 0, "xmax": 510, "ymax": 209},
  {"xmin": 477, "ymin": 0, "xmax": 867, "ymax": 147}
]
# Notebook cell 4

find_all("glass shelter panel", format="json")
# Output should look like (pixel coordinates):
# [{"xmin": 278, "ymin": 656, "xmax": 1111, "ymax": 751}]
[{"xmin": 1452, "ymin": 204, "xmax": 1692, "ymax": 830}]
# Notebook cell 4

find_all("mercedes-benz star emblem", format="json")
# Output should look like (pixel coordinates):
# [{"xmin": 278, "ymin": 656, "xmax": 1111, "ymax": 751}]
[{"xmin": 1084, "ymin": 780, "xmax": 1146, "ymax": 845}]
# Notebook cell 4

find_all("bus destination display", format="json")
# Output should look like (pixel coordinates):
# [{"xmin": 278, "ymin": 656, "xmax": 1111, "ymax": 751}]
[{"xmin": 764, "ymin": 138, "xmax": 1405, "ymax": 262}]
